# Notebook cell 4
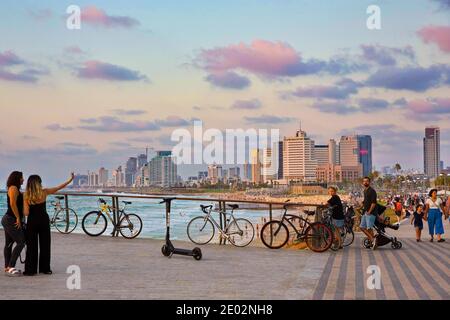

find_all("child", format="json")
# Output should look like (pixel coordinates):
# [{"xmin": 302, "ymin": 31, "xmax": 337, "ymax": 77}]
[{"xmin": 411, "ymin": 204, "xmax": 425, "ymax": 242}]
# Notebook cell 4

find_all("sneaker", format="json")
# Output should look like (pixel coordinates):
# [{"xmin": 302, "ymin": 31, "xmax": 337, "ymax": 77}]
[
  {"xmin": 437, "ymin": 238, "xmax": 445, "ymax": 243},
  {"xmin": 430, "ymin": 238, "xmax": 434, "ymax": 242}
]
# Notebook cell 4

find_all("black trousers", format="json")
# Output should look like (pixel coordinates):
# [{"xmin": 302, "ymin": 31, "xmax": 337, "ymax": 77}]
[
  {"xmin": 1, "ymin": 214, "xmax": 26, "ymax": 268},
  {"xmin": 25, "ymin": 212, "xmax": 51, "ymax": 274}
]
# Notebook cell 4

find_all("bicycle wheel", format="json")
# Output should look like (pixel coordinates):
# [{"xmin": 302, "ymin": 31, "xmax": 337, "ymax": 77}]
[
  {"xmin": 54, "ymin": 208, "xmax": 78, "ymax": 234},
  {"xmin": 285, "ymin": 215, "xmax": 309, "ymax": 245},
  {"xmin": 260, "ymin": 221, "xmax": 289, "ymax": 249},
  {"xmin": 187, "ymin": 216, "xmax": 215, "ymax": 245},
  {"xmin": 227, "ymin": 218, "xmax": 255, "ymax": 247},
  {"xmin": 82, "ymin": 211, "xmax": 107, "ymax": 236},
  {"xmin": 119, "ymin": 213, "xmax": 143, "ymax": 239},
  {"xmin": 305, "ymin": 222, "xmax": 333, "ymax": 252},
  {"xmin": 342, "ymin": 226, "xmax": 354, "ymax": 247}
]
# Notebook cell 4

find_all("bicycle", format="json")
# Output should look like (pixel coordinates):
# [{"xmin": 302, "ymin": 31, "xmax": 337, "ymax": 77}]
[
  {"xmin": 81, "ymin": 198, "xmax": 143, "ymax": 239},
  {"xmin": 187, "ymin": 204, "xmax": 255, "ymax": 247},
  {"xmin": 49, "ymin": 196, "xmax": 78, "ymax": 234},
  {"xmin": 260, "ymin": 200, "xmax": 333, "ymax": 252}
]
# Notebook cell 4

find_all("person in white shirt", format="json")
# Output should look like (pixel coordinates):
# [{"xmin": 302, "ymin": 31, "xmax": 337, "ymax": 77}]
[{"xmin": 424, "ymin": 189, "xmax": 445, "ymax": 242}]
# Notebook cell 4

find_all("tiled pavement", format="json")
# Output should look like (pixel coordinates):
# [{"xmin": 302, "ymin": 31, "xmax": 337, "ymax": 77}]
[
  {"xmin": 0, "ymin": 218, "xmax": 448, "ymax": 299},
  {"xmin": 312, "ymin": 219, "xmax": 449, "ymax": 300}
]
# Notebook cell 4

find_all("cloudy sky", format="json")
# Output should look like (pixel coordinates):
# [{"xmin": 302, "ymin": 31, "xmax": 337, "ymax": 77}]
[{"xmin": 0, "ymin": 0, "xmax": 449, "ymax": 185}]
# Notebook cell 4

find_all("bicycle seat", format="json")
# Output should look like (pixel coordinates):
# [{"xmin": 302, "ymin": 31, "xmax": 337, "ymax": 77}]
[
  {"xmin": 122, "ymin": 201, "xmax": 132, "ymax": 205},
  {"xmin": 303, "ymin": 210, "xmax": 316, "ymax": 216},
  {"xmin": 200, "ymin": 204, "xmax": 213, "ymax": 211},
  {"xmin": 228, "ymin": 204, "xmax": 239, "ymax": 210},
  {"xmin": 55, "ymin": 196, "xmax": 65, "ymax": 200}
]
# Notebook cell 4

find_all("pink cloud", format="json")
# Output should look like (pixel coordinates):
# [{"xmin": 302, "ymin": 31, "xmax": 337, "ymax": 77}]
[
  {"xmin": 197, "ymin": 40, "xmax": 300, "ymax": 76},
  {"xmin": 64, "ymin": 46, "xmax": 86, "ymax": 55},
  {"xmin": 407, "ymin": 98, "xmax": 450, "ymax": 114},
  {"xmin": 0, "ymin": 50, "xmax": 24, "ymax": 66},
  {"xmin": 81, "ymin": 6, "xmax": 140, "ymax": 28},
  {"xmin": 417, "ymin": 25, "xmax": 450, "ymax": 53}
]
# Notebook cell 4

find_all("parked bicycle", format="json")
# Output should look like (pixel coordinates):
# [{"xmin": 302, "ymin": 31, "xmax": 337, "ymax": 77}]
[
  {"xmin": 49, "ymin": 196, "xmax": 78, "ymax": 234},
  {"xmin": 187, "ymin": 204, "xmax": 255, "ymax": 247},
  {"xmin": 260, "ymin": 200, "xmax": 333, "ymax": 252},
  {"xmin": 82, "ymin": 198, "xmax": 143, "ymax": 239},
  {"xmin": 321, "ymin": 206, "xmax": 355, "ymax": 250}
]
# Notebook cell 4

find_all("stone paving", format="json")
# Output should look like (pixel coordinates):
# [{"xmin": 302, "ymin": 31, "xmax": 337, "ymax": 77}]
[{"xmin": 0, "ymin": 218, "xmax": 448, "ymax": 300}]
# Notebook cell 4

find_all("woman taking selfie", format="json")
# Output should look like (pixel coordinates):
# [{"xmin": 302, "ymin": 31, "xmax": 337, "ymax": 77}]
[
  {"xmin": 2, "ymin": 171, "xmax": 26, "ymax": 276},
  {"xmin": 23, "ymin": 173, "xmax": 74, "ymax": 276}
]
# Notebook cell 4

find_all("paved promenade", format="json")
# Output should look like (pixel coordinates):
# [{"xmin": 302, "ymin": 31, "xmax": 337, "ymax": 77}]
[{"xmin": 0, "ymin": 219, "xmax": 448, "ymax": 300}]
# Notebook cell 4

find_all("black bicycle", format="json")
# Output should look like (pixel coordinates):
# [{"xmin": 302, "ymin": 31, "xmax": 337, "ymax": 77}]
[
  {"xmin": 82, "ymin": 198, "xmax": 143, "ymax": 239},
  {"xmin": 260, "ymin": 200, "xmax": 333, "ymax": 252}
]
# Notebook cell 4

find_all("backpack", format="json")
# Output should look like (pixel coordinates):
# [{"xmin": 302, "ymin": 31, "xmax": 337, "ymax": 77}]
[{"xmin": 395, "ymin": 202, "xmax": 402, "ymax": 212}]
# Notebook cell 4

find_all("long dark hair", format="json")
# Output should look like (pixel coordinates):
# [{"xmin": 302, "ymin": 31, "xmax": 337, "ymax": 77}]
[
  {"xmin": 26, "ymin": 175, "xmax": 45, "ymax": 205},
  {"xmin": 6, "ymin": 171, "xmax": 23, "ymax": 190}
]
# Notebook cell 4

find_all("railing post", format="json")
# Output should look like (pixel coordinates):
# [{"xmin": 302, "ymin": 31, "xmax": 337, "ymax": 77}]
[
  {"xmin": 222, "ymin": 201, "xmax": 227, "ymax": 245},
  {"xmin": 218, "ymin": 201, "xmax": 223, "ymax": 245},
  {"xmin": 64, "ymin": 195, "xmax": 70, "ymax": 233},
  {"xmin": 269, "ymin": 204, "xmax": 273, "ymax": 246}
]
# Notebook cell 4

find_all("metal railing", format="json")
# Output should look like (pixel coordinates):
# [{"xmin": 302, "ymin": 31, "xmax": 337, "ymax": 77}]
[{"xmin": 0, "ymin": 190, "xmax": 326, "ymax": 244}]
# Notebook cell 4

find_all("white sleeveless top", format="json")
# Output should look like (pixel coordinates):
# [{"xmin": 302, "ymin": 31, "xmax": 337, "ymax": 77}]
[{"xmin": 426, "ymin": 198, "xmax": 442, "ymax": 209}]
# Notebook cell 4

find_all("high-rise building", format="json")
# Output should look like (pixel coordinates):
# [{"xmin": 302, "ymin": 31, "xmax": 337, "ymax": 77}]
[
  {"xmin": 228, "ymin": 167, "xmax": 241, "ymax": 179},
  {"xmin": 328, "ymin": 139, "xmax": 337, "ymax": 165},
  {"xmin": 112, "ymin": 166, "xmax": 125, "ymax": 187},
  {"xmin": 314, "ymin": 145, "xmax": 329, "ymax": 166},
  {"xmin": 98, "ymin": 167, "xmax": 109, "ymax": 187},
  {"xmin": 251, "ymin": 149, "xmax": 263, "ymax": 184},
  {"xmin": 243, "ymin": 161, "xmax": 252, "ymax": 182},
  {"xmin": 283, "ymin": 130, "xmax": 317, "ymax": 182},
  {"xmin": 273, "ymin": 141, "xmax": 283, "ymax": 179},
  {"xmin": 125, "ymin": 157, "xmax": 138, "ymax": 186},
  {"xmin": 262, "ymin": 148, "xmax": 277, "ymax": 183},
  {"xmin": 137, "ymin": 153, "xmax": 148, "ymax": 170},
  {"xmin": 198, "ymin": 171, "xmax": 208, "ymax": 181},
  {"xmin": 73, "ymin": 174, "xmax": 88, "ymax": 187},
  {"xmin": 88, "ymin": 171, "xmax": 99, "ymax": 187},
  {"xmin": 207, "ymin": 164, "xmax": 222, "ymax": 184},
  {"xmin": 339, "ymin": 135, "xmax": 371, "ymax": 178},
  {"xmin": 149, "ymin": 151, "xmax": 177, "ymax": 187},
  {"xmin": 424, "ymin": 126, "xmax": 440, "ymax": 178},
  {"xmin": 357, "ymin": 135, "xmax": 372, "ymax": 177}
]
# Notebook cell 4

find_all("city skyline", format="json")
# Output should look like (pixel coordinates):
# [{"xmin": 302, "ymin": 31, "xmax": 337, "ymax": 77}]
[{"xmin": 1, "ymin": 1, "xmax": 449, "ymax": 185}]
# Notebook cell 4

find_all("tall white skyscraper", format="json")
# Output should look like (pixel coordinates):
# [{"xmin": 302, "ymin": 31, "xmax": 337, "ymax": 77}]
[
  {"xmin": 424, "ymin": 126, "xmax": 440, "ymax": 178},
  {"xmin": 283, "ymin": 130, "xmax": 317, "ymax": 182}
]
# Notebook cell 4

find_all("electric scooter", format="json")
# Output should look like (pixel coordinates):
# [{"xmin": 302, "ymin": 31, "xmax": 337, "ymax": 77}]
[{"xmin": 160, "ymin": 197, "xmax": 202, "ymax": 260}]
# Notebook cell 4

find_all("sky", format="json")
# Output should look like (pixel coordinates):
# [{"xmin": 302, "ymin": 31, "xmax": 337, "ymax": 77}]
[{"xmin": 0, "ymin": 0, "xmax": 449, "ymax": 185}]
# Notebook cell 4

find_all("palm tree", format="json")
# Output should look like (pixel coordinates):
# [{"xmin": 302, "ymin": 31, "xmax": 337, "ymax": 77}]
[{"xmin": 394, "ymin": 163, "xmax": 401, "ymax": 174}]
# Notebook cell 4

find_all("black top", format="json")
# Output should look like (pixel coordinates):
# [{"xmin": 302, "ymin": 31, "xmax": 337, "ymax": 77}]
[
  {"xmin": 413, "ymin": 211, "xmax": 424, "ymax": 225},
  {"xmin": 29, "ymin": 202, "xmax": 47, "ymax": 216},
  {"xmin": 327, "ymin": 195, "xmax": 344, "ymax": 220},
  {"xmin": 363, "ymin": 186, "xmax": 377, "ymax": 213},
  {"xmin": 6, "ymin": 191, "xmax": 24, "ymax": 219}
]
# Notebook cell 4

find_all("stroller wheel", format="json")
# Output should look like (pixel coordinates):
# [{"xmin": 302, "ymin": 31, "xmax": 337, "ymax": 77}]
[
  {"xmin": 391, "ymin": 241, "xmax": 402, "ymax": 249},
  {"xmin": 362, "ymin": 237, "xmax": 372, "ymax": 249}
]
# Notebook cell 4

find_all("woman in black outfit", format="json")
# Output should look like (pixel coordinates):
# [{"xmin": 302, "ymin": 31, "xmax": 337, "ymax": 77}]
[
  {"xmin": 2, "ymin": 171, "xmax": 26, "ymax": 276},
  {"xmin": 23, "ymin": 173, "xmax": 74, "ymax": 276}
]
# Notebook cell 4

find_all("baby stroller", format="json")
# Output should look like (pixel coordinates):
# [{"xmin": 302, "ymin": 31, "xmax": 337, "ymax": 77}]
[{"xmin": 362, "ymin": 205, "xmax": 403, "ymax": 249}]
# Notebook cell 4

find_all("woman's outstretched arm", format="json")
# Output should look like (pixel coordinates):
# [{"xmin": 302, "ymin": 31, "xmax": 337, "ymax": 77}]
[{"xmin": 44, "ymin": 173, "xmax": 75, "ymax": 195}]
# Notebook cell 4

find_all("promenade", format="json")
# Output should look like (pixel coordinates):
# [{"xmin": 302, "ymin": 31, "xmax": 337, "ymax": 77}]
[{"xmin": 0, "ymin": 219, "xmax": 448, "ymax": 300}]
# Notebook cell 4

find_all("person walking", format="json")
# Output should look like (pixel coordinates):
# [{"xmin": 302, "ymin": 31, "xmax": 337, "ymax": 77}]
[
  {"xmin": 359, "ymin": 177, "xmax": 378, "ymax": 250},
  {"xmin": 424, "ymin": 189, "xmax": 445, "ymax": 243},
  {"xmin": 411, "ymin": 204, "xmax": 425, "ymax": 242},
  {"xmin": 2, "ymin": 171, "xmax": 26, "ymax": 276},
  {"xmin": 23, "ymin": 173, "xmax": 74, "ymax": 276}
]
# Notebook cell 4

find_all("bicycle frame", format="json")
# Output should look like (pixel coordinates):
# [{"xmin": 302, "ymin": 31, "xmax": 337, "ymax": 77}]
[
  {"xmin": 201, "ymin": 206, "xmax": 244, "ymax": 240},
  {"xmin": 274, "ymin": 205, "xmax": 312, "ymax": 240},
  {"xmin": 97, "ymin": 200, "xmax": 131, "ymax": 231}
]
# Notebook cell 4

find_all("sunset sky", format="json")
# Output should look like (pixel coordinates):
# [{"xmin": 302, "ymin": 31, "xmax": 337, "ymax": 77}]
[{"xmin": 1, "ymin": 0, "xmax": 449, "ymax": 185}]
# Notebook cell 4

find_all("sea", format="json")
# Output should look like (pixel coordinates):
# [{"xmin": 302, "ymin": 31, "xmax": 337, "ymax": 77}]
[{"xmin": 0, "ymin": 191, "xmax": 275, "ymax": 242}]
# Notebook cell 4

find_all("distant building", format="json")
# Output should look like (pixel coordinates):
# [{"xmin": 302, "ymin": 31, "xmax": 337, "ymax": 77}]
[
  {"xmin": 328, "ymin": 139, "xmax": 338, "ymax": 165},
  {"xmin": 357, "ymin": 135, "xmax": 372, "ymax": 177},
  {"xmin": 243, "ymin": 161, "xmax": 252, "ymax": 182},
  {"xmin": 424, "ymin": 126, "xmax": 440, "ymax": 178},
  {"xmin": 88, "ymin": 171, "xmax": 99, "ymax": 187},
  {"xmin": 149, "ymin": 151, "xmax": 177, "ymax": 187},
  {"xmin": 262, "ymin": 148, "xmax": 276, "ymax": 183},
  {"xmin": 316, "ymin": 164, "xmax": 363, "ymax": 183},
  {"xmin": 314, "ymin": 145, "xmax": 329, "ymax": 166},
  {"xmin": 198, "ymin": 171, "xmax": 208, "ymax": 182},
  {"xmin": 283, "ymin": 130, "xmax": 317, "ymax": 182},
  {"xmin": 228, "ymin": 167, "xmax": 241, "ymax": 179},
  {"xmin": 73, "ymin": 174, "xmax": 88, "ymax": 187},
  {"xmin": 125, "ymin": 157, "xmax": 138, "ymax": 186},
  {"xmin": 137, "ymin": 153, "xmax": 148, "ymax": 170},
  {"xmin": 339, "ymin": 135, "xmax": 371, "ymax": 178},
  {"xmin": 112, "ymin": 166, "xmax": 125, "ymax": 187},
  {"xmin": 207, "ymin": 164, "xmax": 222, "ymax": 185},
  {"xmin": 251, "ymin": 149, "xmax": 263, "ymax": 184},
  {"xmin": 98, "ymin": 167, "xmax": 109, "ymax": 187}
]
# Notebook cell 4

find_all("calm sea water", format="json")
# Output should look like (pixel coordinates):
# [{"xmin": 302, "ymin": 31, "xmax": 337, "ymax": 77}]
[{"xmin": 0, "ymin": 192, "xmax": 273, "ymax": 242}]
